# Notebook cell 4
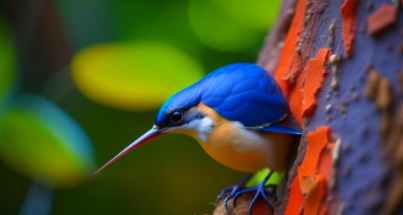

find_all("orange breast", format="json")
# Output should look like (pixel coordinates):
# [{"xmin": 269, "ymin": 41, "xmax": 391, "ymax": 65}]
[
  {"xmin": 174, "ymin": 103, "xmax": 292, "ymax": 173},
  {"xmin": 191, "ymin": 103, "xmax": 291, "ymax": 172}
]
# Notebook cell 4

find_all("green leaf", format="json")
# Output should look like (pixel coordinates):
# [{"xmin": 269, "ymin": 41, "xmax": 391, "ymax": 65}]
[
  {"xmin": 71, "ymin": 41, "xmax": 204, "ymax": 111},
  {"xmin": 245, "ymin": 168, "xmax": 283, "ymax": 187},
  {"xmin": 0, "ymin": 95, "xmax": 95, "ymax": 188}
]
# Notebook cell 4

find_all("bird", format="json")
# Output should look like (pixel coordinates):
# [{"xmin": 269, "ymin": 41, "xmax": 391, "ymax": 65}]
[{"xmin": 94, "ymin": 63, "xmax": 302, "ymax": 214}]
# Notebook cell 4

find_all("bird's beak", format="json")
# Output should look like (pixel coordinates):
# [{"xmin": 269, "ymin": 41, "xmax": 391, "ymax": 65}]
[{"xmin": 94, "ymin": 126, "xmax": 166, "ymax": 175}]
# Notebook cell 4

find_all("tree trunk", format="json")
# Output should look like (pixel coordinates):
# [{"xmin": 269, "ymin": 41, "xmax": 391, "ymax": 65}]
[{"xmin": 215, "ymin": 0, "xmax": 403, "ymax": 214}]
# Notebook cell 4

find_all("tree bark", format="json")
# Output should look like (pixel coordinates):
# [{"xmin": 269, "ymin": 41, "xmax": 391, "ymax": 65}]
[{"xmin": 215, "ymin": 0, "xmax": 403, "ymax": 214}]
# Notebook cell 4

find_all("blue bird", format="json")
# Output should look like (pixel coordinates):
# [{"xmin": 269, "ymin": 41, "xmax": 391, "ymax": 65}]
[{"xmin": 95, "ymin": 63, "xmax": 302, "ymax": 214}]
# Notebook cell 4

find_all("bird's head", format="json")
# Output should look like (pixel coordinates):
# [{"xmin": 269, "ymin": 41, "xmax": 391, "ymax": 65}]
[{"xmin": 94, "ymin": 83, "xmax": 212, "ymax": 174}]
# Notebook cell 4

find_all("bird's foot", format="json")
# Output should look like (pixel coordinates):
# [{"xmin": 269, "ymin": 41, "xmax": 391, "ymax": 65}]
[
  {"xmin": 216, "ymin": 185, "xmax": 241, "ymax": 204},
  {"xmin": 216, "ymin": 173, "xmax": 252, "ymax": 212},
  {"xmin": 225, "ymin": 171, "xmax": 276, "ymax": 215}
]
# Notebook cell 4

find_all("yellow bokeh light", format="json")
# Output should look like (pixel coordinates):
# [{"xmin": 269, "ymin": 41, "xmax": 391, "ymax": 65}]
[{"xmin": 71, "ymin": 41, "xmax": 204, "ymax": 111}]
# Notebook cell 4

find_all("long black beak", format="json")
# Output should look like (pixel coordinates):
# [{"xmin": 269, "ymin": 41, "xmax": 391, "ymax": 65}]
[{"xmin": 94, "ymin": 126, "xmax": 165, "ymax": 175}]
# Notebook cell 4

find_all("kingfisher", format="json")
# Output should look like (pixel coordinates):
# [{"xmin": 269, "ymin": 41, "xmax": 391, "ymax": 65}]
[{"xmin": 95, "ymin": 63, "xmax": 302, "ymax": 214}]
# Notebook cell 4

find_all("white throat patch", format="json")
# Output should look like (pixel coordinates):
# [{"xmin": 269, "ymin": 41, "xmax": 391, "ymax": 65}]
[{"xmin": 179, "ymin": 117, "xmax": 213, "ymax": 142}]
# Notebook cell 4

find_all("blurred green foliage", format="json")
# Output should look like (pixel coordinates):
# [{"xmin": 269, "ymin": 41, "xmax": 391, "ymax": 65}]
[
  {"xmin": 188, "ymin": 0, "xmax": 281, "ymax": 52},
  {"xmin": 0, "ymin": 17, "xmax": 16, "ymax": 107},
  {"xmin": 0, "ymin": 0, "xmax": 282, "ymax": 214},
  {"xmin": 71, "ymin": 41, "xmax": 204, "ymax": 110},
  {"xmin": 0, "ymin": 95, "xmax": 95, "ymax": 188}
]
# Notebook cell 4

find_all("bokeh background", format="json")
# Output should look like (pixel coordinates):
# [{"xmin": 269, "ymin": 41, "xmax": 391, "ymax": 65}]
[{"xmin": 0, "ymin": 0, "xmax": 281, "ymax": 214}]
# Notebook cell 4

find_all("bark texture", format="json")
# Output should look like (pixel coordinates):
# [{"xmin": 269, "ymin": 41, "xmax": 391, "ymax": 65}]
[{"xmin": 215, "ymin": 0, "xmax": 403, "ymax": 214}]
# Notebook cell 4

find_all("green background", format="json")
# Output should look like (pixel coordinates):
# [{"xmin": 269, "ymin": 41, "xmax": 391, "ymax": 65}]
[{"xmin": 0, "ymin": 0, "xmax": 281, "ymax": 214}]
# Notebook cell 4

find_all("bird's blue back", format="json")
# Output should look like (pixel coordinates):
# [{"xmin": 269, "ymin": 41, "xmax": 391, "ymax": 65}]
[{"xmin": 156, "ymin": 63, "xmax": 292, "ymax": 129}]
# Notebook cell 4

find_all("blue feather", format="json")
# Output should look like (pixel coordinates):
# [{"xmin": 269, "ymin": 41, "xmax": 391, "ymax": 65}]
[
  {"xmin": 257, "ymin": 125, "xmax": 302, "ymax": 135},
  {"xmin": 155, "ymin": 63, "xmax": 301, "ymax": 135},
  {"xmin": 255, "ymin": 114, "xmax": 302, "ymax": 135}
]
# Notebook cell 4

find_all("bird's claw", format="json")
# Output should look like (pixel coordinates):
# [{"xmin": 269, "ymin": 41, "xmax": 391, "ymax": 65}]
[
  {"xmin": 224, "ymin": 171, "xmax": 276, "ymax": 215},
  {"xmin": 216, "ymin": 185, "xmax": 241, "ymax": 204}
]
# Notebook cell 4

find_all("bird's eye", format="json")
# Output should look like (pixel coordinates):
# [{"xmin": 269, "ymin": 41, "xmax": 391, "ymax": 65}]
[{"xmin": 170, "ymin": 111, "xmax": 183, "ymax": 123}]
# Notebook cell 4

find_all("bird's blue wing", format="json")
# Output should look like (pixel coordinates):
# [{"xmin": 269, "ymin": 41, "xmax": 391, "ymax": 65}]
[
  {"xmin": 256, "ymin": 114, "xmax": 302, "ymax": 135},
  {"xmin": 156, "ymin": 63, "xmax": 302, "ymax": 135},
  {"xmin": 201, "ymin": 63, "xmax": 291, "ymax": 127}
]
